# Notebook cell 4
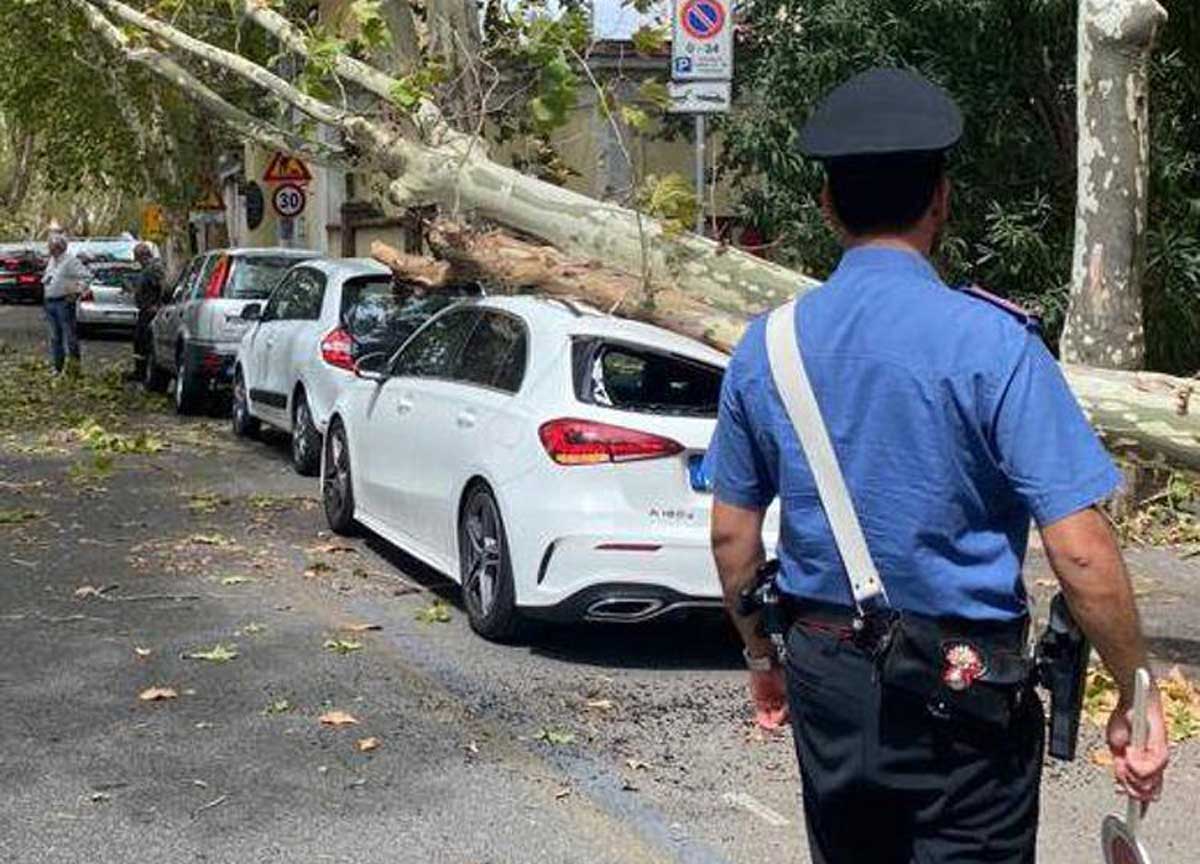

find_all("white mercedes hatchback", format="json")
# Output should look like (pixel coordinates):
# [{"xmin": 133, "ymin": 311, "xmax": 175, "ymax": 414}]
[{"xmin": 322, "ymin": 295, "xmax": 778, "ymax": 640}]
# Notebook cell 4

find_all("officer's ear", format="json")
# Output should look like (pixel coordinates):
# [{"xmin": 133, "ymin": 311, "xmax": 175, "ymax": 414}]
[
  {"xmin": 929, "ymin": 175, "xmax": 952, "ymax": 227},
  {"xmin": 819, "ymin": 181, "xmax": 849, "ymax": 242}
]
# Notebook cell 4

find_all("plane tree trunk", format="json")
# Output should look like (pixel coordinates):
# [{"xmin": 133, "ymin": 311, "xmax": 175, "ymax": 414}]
[{"xmin": 1060, "ymin": 0, "xmax": 1168, "ymax": 370}]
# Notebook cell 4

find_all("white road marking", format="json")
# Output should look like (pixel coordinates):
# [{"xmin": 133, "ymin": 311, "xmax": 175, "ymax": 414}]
[{"xmin": 722, "ymin": 792, "xmax": 792, "ymax": 827}]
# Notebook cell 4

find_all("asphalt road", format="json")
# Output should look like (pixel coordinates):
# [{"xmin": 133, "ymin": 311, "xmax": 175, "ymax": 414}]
[{"xmin": 2, "ymin": 303, "xmax": 1198, "ymax": 864}]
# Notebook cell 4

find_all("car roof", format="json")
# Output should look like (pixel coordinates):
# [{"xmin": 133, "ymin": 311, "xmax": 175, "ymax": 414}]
[
  {"xmin": 472, "ymin": 294, "xmax": 729, "ymax": 367},
  {"xmin": 219, "ymin": 248, "xmax": 320, "ymax": 259},
  {"xmin": 291, "ymin": 257, "xmax": 392, "ymax": 280}
]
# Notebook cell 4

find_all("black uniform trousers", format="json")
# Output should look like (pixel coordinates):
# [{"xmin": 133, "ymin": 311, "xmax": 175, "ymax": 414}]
[{"xmin": 784, "ymin": 621, "xmax": 1044, "ymax": 864}]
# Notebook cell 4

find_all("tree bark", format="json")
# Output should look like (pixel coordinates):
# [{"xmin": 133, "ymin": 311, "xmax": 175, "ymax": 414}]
[
  {"xmin": 373, "ymin": 231, "xmax": 1200, "ymax": 470},
  {"xmin": 1060, "ymin": 0, "xmax": 1168, "ymax": 369}
]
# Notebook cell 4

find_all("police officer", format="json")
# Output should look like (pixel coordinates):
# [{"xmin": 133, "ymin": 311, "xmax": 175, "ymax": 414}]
[
  {"xmin": 130, "ymin": 242, "xmax": 164, "ymax": 382},
  {"xmin": 710, "ymin": 68, "xmax": 1169, "ymax": 863}
]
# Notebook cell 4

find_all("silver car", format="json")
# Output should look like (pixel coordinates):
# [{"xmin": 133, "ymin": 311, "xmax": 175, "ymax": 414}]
[
  {"xmin": 77, "ymin": 261, "xmax": 142, "ymax": 336},
  {"xmin": 145, "ymin": 248, "xmax": 318, "ymax": 414}
]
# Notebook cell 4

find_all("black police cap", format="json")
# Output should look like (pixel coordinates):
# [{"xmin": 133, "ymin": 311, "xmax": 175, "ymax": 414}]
[{"xmin": 797, "ymin": 68, "xmax": 963, "ymax": 159}]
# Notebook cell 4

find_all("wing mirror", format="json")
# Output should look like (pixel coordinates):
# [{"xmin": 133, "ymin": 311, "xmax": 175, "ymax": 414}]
[
  {"xmin": 240, "ymin": 303, "xmax": 262, "ymax": 321},
  {"xmin": 354, "ymin": 351, "xmax": 389, "ymax": 382}
]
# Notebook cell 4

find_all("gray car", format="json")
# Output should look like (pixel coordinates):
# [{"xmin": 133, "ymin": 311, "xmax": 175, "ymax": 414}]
[
  {"xmin": 145, "ymin": 247, "xmax": 318, "ymax": 414},
  {"xmin": 77, "ymin": 261, "xmax": 142, "ymax": 336}
]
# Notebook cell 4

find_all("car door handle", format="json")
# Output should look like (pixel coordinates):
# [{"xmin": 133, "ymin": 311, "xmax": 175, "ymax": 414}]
[
  {"xmin": 266, "ymin": 337, "xmax": 276, "ymax": 348},
  {"xmin": 396, "ymin": 396, "xmax": 414, "ymax": 414},
  {"xmin": 456, "ymin": 410, "xmax": 476, "ymax": 429}
]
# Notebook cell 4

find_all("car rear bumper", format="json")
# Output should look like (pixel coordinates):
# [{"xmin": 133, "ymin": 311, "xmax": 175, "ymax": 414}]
[
  {"xmin": 521, "ymin": 582, "xmax": 724, "ymax": 624},
  {"xmin": 0, "ymin": 276, "xmax": 42, "ymax": 302},
  {"xmin": 78, "ymin": 302, "xmax": 137, "ymax": 328},
  {"xmin": 186, "ymin": 342, "xmax": 237, "ymax": 387}
]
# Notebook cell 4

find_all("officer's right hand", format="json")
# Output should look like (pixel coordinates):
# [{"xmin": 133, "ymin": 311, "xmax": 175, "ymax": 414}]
[
  {"xmin": 749, "ymin": 667, "xmax": 790, "ymax": 730},
  {"xmin": 1107, "ymin": 689, "xmax": 1169, "ymax": 808}
]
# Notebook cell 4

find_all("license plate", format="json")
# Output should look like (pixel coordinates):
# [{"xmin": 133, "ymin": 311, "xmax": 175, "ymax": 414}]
[{"xmin": 688, "ymin": 453, "xmax": 713, "ymax": 493}]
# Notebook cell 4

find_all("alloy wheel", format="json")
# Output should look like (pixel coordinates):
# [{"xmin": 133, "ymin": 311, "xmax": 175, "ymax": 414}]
[
  {"xmin": 293, "ymin": 399, "xmax": 312, "ymax": 464},
  {"xmin": 462, "ymin": 494, "xmax": 503, "ymax": 617},
  {"xmin": 323, "ymin": 428, "xmax": 348, "ymax": 516}
]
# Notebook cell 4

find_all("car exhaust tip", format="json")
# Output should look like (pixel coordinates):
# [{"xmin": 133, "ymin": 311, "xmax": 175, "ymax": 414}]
[{"xmin": 584, "ymin": 597, "xmax": 667, "ymax": 622}]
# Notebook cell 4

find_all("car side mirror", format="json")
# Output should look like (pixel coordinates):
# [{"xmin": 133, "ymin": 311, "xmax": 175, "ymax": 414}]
[
  {"xmin": 240, "ymin": 303, "xmax": 262, "ymax": 321},
  {"xmin": 355, "ymin": 352, "xmax": 389, "ymax": 382}
]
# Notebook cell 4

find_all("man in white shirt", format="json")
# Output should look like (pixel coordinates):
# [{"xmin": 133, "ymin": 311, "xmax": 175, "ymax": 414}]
[{"xmin": 41, "ymin": 234, "xmax": 92, "ymax": 374}]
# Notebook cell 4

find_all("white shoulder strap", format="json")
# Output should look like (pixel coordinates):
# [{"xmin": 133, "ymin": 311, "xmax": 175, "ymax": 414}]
[{"xmin": 765, "ymin": 301, "xmax": 887, "ymax": 610}]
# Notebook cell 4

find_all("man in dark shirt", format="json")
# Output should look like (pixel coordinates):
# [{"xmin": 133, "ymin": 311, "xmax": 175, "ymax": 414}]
[{"xmin": 130, "ymin": 243, "xmax": 164, "ymax": 382}]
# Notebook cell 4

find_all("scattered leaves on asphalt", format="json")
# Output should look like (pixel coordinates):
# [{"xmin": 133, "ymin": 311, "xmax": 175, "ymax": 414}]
[
  {"xmin": 0, "ymin": 508, "xmax": 45, "ymax": 525},
  {"xmin": 586, "ymin": 699, "xmax": 615, "ymax": 712},
  {"xmin": 189, "ymin": 533, "xmax": 235, "ymax": 547},
  {"xmin": 138, "ymin": 686, "xmax": 178, "ymax": 702},
  {"xmin": 1084, "ymin": 665, "xmax": 1200, "ymax": 744},
  {"xmin": 263, "ymin": 699, "xmax": 293, "ymax": 716},
  {"xmin": 323, "ymin": 639, "xmax": 364, "ymax": 655},
  {"xmin": 304, "ymin": 560, "xmax": 334, "ymax": 578},
  {"xmin": 134, "ymin": 647, "xmax": 152, "ymax": 659},
  {"xmin": 187, "ymin": 492, "xmax": 230, "ymax": 514},
  {"xmin": 415, "ymin": 600, "xmax": 452, "ymax": 624},
  {"xmin": 555, "ymin": 787, "xmax": 572, "ymax": 800},
  {"xmin": 625, "ymin": 759, "xmax": 650, "ymax": 771},
  {"xmin": 308, "ymin": 543, "xmax": 358, "ymax": 555},
  {"xmin": 354, "ymin": 736, "xmax": 381, "ymax": 753},
  {"xmin": 534, "ymin": 728, "xmax": 576, "ymax": 746},
  {"xmin": 73, "ymin": 420, "xmax": 166, "ymax": 455},
  {"xmin": 1090, "ymin": 748, "xmax": 1114, "ymax": 767},
  {"xmin": 318, "ymin": 710, "xmax": 359, "ymax": 727},
  {"xmin": 220, "ymin": 575, "xmax": 252, "ymax": 586},
  {"xmin": 182, "ymin": 644, "xmax": 239, "ymax": 663},
  {"xmin": 241, "ymin": 622, "xmax": 265, "ymax": 635}
]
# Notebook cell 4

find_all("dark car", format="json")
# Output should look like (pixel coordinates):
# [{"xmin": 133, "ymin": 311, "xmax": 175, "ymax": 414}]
[{"xmin": 0, "ymin": 243, "xmax": 47, "ymax": 303}]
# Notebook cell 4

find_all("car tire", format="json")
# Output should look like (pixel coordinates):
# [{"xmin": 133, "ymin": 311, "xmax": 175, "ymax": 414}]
[
  {"xmin": 231, "ymin": 369, "xmax": 260, "ymax": 439},
  {"xmin": 143, "ymin": 344, "xmax": 169, "ymax": 393},
  {"xmin": 290, "ymin": 390, "xmax": 321, "ymax": 476},
  {"xmin": 322, "ymin": 420, "xmax": 357, "ymax": 536},
  {"xmin": 173, "ymin": 348, "xmax": 202, "ymax": 415},
  {"xmin": 458, "ymin": 484, "xmax": 522, "ymax": 642}
]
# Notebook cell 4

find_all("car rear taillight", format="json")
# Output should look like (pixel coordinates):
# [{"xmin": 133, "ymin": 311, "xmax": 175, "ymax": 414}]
[
  {"xmin": 204, "ymin": 256, "xmax": 230, "ymax": 299},
  {"xmin": 321, "ymin": 327, "xmax": 356, "ymax": 371},
  {"xmin": 18, "ymin": 274, "xmax": 37, "ymax": 284},
  {"xmin": 538, "ymin": 418, "xmax": 684, "ymax": 465},
  {"xmin": 80, "ymin": 289, "xmax": 94, "ymax": 303},
  {"xmin": 1, "ymin": 258, "xmax": 19, "ymax": 268}
]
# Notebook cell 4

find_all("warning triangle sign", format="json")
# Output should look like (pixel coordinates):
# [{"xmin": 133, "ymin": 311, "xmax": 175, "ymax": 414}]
[{"xmin": 263, "ymin": 152, "xmax": 313, "ymax": 184}]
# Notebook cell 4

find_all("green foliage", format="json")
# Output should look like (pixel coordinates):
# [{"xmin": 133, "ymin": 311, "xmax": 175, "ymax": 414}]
[
  {"xmin": 637, "ymin": 174, "xmax": 699, "ymax": 236},
  {"xmin": 389, "ymin": 63, "xmax": 448, "ymax": 113},
  {"xmin": 723, "ymin": 0, "xmax": 1200, "ymax": 373},
  {"xmin": 631, "ymin": 24, "xmax": 668, "ymax": 56}
]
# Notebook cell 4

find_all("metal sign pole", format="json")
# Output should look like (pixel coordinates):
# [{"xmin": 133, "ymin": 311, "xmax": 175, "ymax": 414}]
[{"xmin": 695, "ymin": 114, "xmax": 706, "ymax": 235}]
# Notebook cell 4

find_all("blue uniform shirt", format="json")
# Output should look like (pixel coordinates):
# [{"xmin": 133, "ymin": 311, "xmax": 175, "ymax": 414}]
[{"xmin": 712, "ymin": 246, "xmax": 1122, "ymax": 621}]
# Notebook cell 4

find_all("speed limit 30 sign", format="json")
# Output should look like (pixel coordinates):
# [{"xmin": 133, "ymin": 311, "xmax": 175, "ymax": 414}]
[{"xmin": 272, "ymin": 183, "xmax": 306, "ymax": 218}]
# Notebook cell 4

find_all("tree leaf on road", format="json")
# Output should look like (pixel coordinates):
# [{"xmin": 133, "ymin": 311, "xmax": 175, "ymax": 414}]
[
  {"xmin": 182, "ymin": 644, "xmax": 238, "ymax": 663},
  {"xmin": 138, "ymin": 686, "xmax": 178, "ymax": 701},
  {"xmin": 134, "ymin": 647, "xmax": 152, "ymax": 659},
  {"xmin": 341, "ymin": 622, "xmax": 382, "ymax": 633},
  {"xmin": 241, "ymin": 623, "xmax": 265, "ymax": 635},
  {"xmin": 263, "ymin": 699, "xmax": 292, "ymax": 716},
  {"xmin": 354, "ymin": 736, "xmax": 381, "ymax": 752},
  {"xmin": 318, "ymin": 710, "xmax": 359, "ymax": 727},
  {"xmin": 190, "ymin": 533, "xmax": 234, "ymax": 547},
  {"xmin": 308, "ymin": 543, "xmax": 358, "ymax": 555},
  {"xmin": 534, "ymin": 728, "xmax": 576, "ymax": 746},
  {"xmin": 323, "ymin": 639, "xmax": 364, "ymax": 654},
  {"xmin": 585, "ymin": 698, "xmax": 615, "ymax": 712},
  {"xmin": 1089, "ymin": 748, "xmax": 1114, "ymax": 767},
  {"xmin": 0, "ymin": 508, "xmax": 44, "ymax": 525},
  {"xmin": 625, "ymin": 759, "xmax": 650, "ymax": 771},
  {"xmin": 220, "ymin": 575, "xmax": 252, "ymax": 586},
  {"xmin": 415, "ymin": 600, "xmax": 452, "ymax": 623}
]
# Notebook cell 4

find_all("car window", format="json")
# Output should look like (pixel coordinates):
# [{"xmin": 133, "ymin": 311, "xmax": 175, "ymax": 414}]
[
  {"xmin": 91, "ymin": 265, "xmax": 140, "ymax": 291},
  {"xmin": 226, "ymin": 256, "xmax": 303, "ymax": 300},
  {"xmin": 574, "ymin": 340, "xmax": 723, "ymax": 418},
  {"xmin": 264, "ymin": 267, "xmax": 324, "ymax": 320},
  {"xmin": 343, "ymin": 278, "xmax": 477, "ymax": 358},
  {"xmin": 390, "ymin": 308, "xmax": 480, "ymax": 379},
  {"xmin": 458, "ymin": 311, "xmax": 527, "ymax": 394},
  {"xmin": 170, "ymin": 258, "xmax": 200, "ymax": 304},
  {"xmin": 192, "ymin": 255, "xmax": 220, "ymax": 301}
]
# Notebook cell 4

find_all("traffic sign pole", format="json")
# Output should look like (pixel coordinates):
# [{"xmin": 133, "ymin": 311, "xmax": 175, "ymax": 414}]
[{"xmin": 695, "ymin": 115, "xmax": 706, "ymax": 235}]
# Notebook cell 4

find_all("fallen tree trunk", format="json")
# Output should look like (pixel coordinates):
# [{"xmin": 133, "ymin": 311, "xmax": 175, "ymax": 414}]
[{"xmin": 373, "ymin": 230, "xmax": 1200, "ymax": 469}]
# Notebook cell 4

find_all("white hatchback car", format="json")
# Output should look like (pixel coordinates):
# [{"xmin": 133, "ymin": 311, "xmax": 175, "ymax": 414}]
[
  {"xmin": 232, "ymin": 258, "xmax": 479, "ymax": 475},
  {"xmin": 322, "ymin": 295, "xmax": 778, "ymax": 640}
]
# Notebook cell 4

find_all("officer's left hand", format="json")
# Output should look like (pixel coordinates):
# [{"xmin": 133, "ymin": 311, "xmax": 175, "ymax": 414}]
[{"xmin": 749, "ymin": 667, "xmax": 790, "ymax": 730}]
